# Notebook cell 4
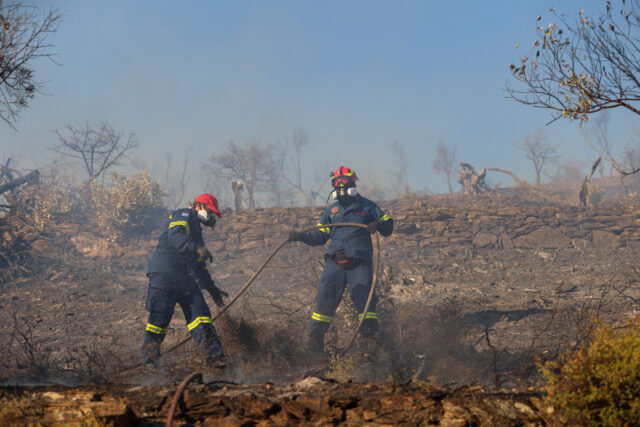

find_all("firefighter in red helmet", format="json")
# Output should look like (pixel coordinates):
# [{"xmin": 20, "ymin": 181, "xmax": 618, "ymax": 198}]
[
  {"xmin": 289, "ymin": 166, "xmax": 394, "ymax": 354},
  {"xmin": 142, "ymin": 193, "xmax": 228, "ymax": 366}
]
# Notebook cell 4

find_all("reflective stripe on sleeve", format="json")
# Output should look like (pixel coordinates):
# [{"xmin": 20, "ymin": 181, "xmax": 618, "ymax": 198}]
[
  {"xmin": 187, "ymin": 316, "xmax": 213, "ymax": 331},
  {"xmin": 311, "ymin": 312, "xmax": 333, "ymax": 323},
  {"xmin": 146, "ymin": 323, "xmax": 167, "ymax": 335},
  {"xmin": 169, "ymin": 220, "xmax": 190, "ymax": 236},
  {"xmin": 379, "ymin": 214, "xmax": 390, "ymax": 221},
  {"xmin": 317, "ymin": 223, "xmax": 331, "ymax": 234},
  {"xmin": 358, "ymin": 312, "xmax": 378, "ymax": 320}
]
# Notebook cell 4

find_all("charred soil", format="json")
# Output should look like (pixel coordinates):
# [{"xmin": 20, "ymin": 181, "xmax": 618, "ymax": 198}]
[{"xmin": 1, "ymin": 193, "xmax": 639, "ymax": 425}]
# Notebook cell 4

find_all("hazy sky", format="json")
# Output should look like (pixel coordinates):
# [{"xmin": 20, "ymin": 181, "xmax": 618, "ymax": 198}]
[{"xmin": 1, "ymin": 1, "xmax": 636, "ymax": 202}]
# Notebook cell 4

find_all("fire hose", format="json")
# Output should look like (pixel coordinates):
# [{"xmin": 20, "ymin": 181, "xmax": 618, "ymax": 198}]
[{"xmin": 123, "ymin": 222, "xmax": 381, "ymax": 372}]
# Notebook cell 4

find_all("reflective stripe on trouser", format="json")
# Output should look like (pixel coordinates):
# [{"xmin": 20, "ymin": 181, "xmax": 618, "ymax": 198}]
[
  {"xmin": 311, "ymin": 312, "xmax": 333, "ymax": 323},
  {"xmin": 358, "ymin": 312, "xmax": 377, "ymax": 321},
  {"xmin": 146, "ymin": 323, "xmax": 167, "ymax": 335},
  {"xmin": 309, "ymin": 257, "xmax": 378, "ymax": 335},
  {"xmin": 142, "ymin": 273, "xmax": 223, "ymax": 361}
]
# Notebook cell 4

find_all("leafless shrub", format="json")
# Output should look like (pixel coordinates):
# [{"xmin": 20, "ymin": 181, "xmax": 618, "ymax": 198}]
[
  {"xmin": 61, "ymin": 336, "xmax": 130, "ymax": 383},
  {"xmin": 3, "ymin": 311, "xmax": 63, "ymax": 377},
  {"xmin": 0, "ymin": 306, "xmax": 134, "ymax": 383},
  {"xmin": 50, "ymin": 122, "xmax": 139, "ymax": 181}
]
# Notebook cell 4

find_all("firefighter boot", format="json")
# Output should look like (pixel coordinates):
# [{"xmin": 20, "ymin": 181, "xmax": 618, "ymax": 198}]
[
  {"xmin": 308, "ymin": 329, "xmax": 326, "ymax": 354},
  {"xmin": 141, "ymin": 332, "xmax": 162, "ymax": 366},
  {"xmin": 197, "ymin": 324, "xmax": 227, "ymax": 369}
]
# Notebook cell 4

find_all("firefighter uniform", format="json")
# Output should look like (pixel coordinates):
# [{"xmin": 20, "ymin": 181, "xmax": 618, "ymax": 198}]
[
  {"xmin": 142, "ymin": 208, "xmax": 223, "ymax": 363},
  {"xmin": 299, "ymin": 195, "xmax": 393, "ymax": 338}
]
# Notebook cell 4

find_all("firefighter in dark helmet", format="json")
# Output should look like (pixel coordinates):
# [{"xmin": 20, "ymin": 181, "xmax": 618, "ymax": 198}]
[
  {"xmin": 289, "ymin": 166, "xmax": 393, "ymax": 354},
  {"xmin": 142, "ymin": 193, "xmax": 228, "ymax": 366}
]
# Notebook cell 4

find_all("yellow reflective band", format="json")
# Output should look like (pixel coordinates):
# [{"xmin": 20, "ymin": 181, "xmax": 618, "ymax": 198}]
[
  {"xmin": 317, "ymin": 222, "xmax": 331, "ymax": 234},
  {"xmin": 311, "ymin": 312, "xmax": 333, "ymax": 323},
  {"xmin": 379, "ymin": 214, "xmax": 390, "ymax": 221},
  {"xmin": 169, "ymin": 220, "xmax": 190, "ymax": 236},
  {"xmin": 146, "ymin": 323, "xmax": 167, "ymax": 335},
  {"xmin": 187, "ymin": 316, "xmax": 213, "ymax": 331},
  {"xmin": 358, "ymin": 312, "xmax": 378, "ymax": 320}
]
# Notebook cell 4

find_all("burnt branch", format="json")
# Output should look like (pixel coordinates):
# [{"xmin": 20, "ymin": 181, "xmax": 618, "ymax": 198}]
[{"xmin": 0, "ymin": 168, "xmax": 38, "ymax": 194}]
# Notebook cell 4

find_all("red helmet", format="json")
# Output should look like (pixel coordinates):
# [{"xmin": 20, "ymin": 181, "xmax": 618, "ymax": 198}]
[
  {"xmin": 330, "ymin": 166, "xmax": 358, "ymax": 188},
  {"xmin": 194, "ymin": 193, "xmax": 222, "ymax": 218}
]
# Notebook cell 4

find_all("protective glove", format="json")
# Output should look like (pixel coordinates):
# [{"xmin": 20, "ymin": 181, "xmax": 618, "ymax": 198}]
[
  {"xmin": 288, "ymin": 231, "xmax": 304, "ymax": 242},
  {"xmin": 366, "ymin": 220, "xmax": 380, "ymax": 234},
  {"xmin": 196, "ymin": 245, "xmax": 213, "ymax": 263},
  {"xmin": 200, "ymin": 280, "xmax": 229, "ymax": 307}
]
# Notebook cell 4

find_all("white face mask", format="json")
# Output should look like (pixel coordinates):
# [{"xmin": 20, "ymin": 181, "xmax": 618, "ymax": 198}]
[{"xmin": 197, "ymin": 209, "xmax": 211, "ymax": 223}]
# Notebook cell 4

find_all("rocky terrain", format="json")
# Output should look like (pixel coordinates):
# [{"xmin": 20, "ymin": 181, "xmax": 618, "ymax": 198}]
[
  {"xmin": 1, "ymin": 379, "xmax": 551, "ymax": 426},
  {"xmin": 1, "ymin": 191, "xmax": 639, "ymax": 424}
]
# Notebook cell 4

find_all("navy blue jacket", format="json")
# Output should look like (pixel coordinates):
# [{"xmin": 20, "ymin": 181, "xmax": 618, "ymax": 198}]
[
  {"xmin": 300, "ymin": 195, "xmax": 393, "ymax": 260},
  {"xmin": 147, "ymin": 208, "xmax": 214, "ymax": 286}
]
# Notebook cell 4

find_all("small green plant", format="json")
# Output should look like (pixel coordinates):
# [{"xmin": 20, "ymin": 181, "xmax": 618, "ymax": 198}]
[{"xmin": 540, "ymin": 318, "xmax": 640, "ymax": 425}]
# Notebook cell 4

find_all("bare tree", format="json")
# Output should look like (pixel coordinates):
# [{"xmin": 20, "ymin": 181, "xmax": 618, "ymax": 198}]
[
  {"xmin": 621, "ymin": 130, "xmax": 640, "ymax": 172},
  {"xmin": 274, "ymin": 129, "xmax": 325, "ymax": 206},
  {"xmin": 50, "ymin": 122, "xmax": 139, "ymax": 181},
  {"xmin": 518, "ymin": 129, "xmax": 560, "ymax": 185},
  {"xmin": 584, "ymin": 112, "xmax": 640, "ymax": 193},
  {"xmin": 390, "ymin": 141, "xmax": 410, "ymax": 197},
  {"xmin": 507, "ymin": 1, "xmax": 640, "ymax": 124},
  {"xmin": 0, "ymin": 3, "xmax": 61, "ymax": 127},
  {"xmin": 432, "ymin": 140, "xmax": 457, "ymax": 193},
  {"xmin": 203, "ymin": 140, "xmax": 276, "ymax": 209},
  {"xmin": 585, "ymin": 111, "xmax": 640, "ymax": 173},
  {"xmin": 583, "ymin": 112, "xmax": 614, "ymax": 176},
  {"xmin": 159, "ymin": 147, "xmax": 192, "ymax": 209}
]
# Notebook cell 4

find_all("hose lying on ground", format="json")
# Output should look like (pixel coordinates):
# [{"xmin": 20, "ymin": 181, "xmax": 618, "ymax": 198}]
[
  {"xmin": 166, "ymin": 371, "xmax": 203, "ymax": 427},
  {"xmin": 122, "ymin": 222, "xmax": 380, "ymax": 372}
]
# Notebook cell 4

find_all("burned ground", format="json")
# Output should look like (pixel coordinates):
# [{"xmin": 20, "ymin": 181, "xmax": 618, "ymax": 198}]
[{"xmin": 1, "ymin": 192, "xmax": 639, "ymax": 424}]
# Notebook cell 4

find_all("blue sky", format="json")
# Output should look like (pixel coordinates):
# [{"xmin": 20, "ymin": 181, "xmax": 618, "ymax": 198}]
[{"xmin": 1, "ymin": 1, "xmax": 636, "ymax": 201}]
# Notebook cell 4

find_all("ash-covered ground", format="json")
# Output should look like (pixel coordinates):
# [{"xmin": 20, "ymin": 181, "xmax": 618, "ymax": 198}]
[{"xmin": 1, "ymin": 193, "xmax": 639, "ymax": 424}]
